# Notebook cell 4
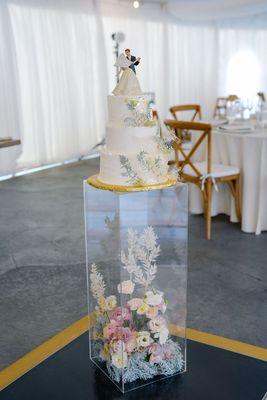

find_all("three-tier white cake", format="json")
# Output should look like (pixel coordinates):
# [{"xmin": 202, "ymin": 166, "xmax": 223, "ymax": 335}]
[{"xmin": 98, "ymin": 94, "xmax": 169, "ymax": 186}]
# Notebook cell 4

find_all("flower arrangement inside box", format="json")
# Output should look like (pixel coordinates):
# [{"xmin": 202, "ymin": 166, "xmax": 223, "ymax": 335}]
[{"xmin": 89, "ymin": 226, "xmax": 184, "ymax": 384}]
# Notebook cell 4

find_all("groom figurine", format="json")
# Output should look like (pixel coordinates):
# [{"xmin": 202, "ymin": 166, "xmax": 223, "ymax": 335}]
[{"xmin": 125, "ymin": 49, "xmax": 141, "ymax": 74}]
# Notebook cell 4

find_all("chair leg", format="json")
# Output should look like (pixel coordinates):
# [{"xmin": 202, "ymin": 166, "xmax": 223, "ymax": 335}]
[
  {"xmin": 205, "ymin": 178, "xmax": 213, "ymax": 240},
  {"xmin": 174, "ymin": 143, "xmax": 179, "ymax": 168},
  {"xmin": 234, "ymin": 176, "xmax": 241, "ymax": 222},
  {"xmin": 201, "ymin": 188, "xmax": 207, "ymax": 218}
]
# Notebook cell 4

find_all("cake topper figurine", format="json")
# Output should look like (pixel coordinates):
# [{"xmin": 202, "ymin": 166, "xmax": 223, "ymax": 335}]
[{"xmin": 112, "ymin": 49, "xmax": 142, "ymax": 96}]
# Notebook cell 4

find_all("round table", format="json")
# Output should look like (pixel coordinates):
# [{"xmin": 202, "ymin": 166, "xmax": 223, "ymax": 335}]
[{"xmin": 189, "ymin": 126, "xmax": 267, "ymax": 234}]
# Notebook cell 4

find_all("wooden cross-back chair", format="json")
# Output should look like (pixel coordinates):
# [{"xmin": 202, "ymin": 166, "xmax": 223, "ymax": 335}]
[
  {"xmin": 164, "ymin": 119, "xmax": 241, "ymax": 240},
  {"xmin": 169, "ymin": 104, "xmax": 202, "ymax": 122},
  {"xmin": 213, "ymin": 95, "xmax": 239, "ymax": 119},
  {"xmin": 152, "ymin": 110, "xmax": 163, "ymax": 137},
  {"xmin": 168, "ymin": 104, "xmax": 201, "ymax": 165}
]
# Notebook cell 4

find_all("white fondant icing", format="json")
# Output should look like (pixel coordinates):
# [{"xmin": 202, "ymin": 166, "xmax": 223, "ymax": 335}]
[
  {"xmin": 98, "ymin": 94, "xmax": 169, "ymax": 187},
  {"xmin": 106, "ymin": 125, "xmax": 158, "ymax": 153}
]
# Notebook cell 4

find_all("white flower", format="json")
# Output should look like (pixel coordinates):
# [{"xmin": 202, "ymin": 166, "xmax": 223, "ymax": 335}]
[
  {"xmin": 157, "ymin": 327, "xmax": 169, "ymax": 345},
  {"xmin": 111, "ymin": 351, "xmax": 128, "ymax": 368},
  {"xmin": 136, "ymin": 331, "xmax": 153, "ymax": 348},
  {"xmin": 144, "ymin": 290, "xmax": 163, "ymax": 306},
  {"xmin": 90, "ymin": 263, "xmax": 105, "ymax": 300},
  {"xmin": 105, "ymin": 295, "xmax": 117, "ymax": 311},
  {"xmin": 117, "ymin": 280, "xmax": 135, "ymax": 295}
]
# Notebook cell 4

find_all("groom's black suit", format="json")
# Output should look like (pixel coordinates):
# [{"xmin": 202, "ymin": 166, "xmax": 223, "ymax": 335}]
[{"xmin": 126, "ymin": 55, "xmax": 140, "ymax": 74}]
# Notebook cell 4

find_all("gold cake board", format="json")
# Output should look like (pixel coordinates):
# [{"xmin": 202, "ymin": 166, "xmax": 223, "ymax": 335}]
[{"xmin": 87, "ymin": 174, "xmax": 177, "ymax": 192}]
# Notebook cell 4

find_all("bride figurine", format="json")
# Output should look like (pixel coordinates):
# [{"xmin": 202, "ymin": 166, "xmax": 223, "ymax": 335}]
[{"xmin": 112, "ymin": 53, "xmax": 142, "ymax": 96}]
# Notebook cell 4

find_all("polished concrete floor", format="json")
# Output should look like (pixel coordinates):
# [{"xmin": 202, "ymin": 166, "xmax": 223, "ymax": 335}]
[{"xmin": 0, "ymin": 158, "xmax": 266, "ymax": 370}]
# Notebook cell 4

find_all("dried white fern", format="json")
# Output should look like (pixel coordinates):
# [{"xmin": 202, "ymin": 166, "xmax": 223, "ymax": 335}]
[
  {"xmin": 90, "ymin": 263, "xmax": 106, "ymax": 300},
  {"xmin": 121, "ymin": 227, "xmax": 160, "ymax": 287}
]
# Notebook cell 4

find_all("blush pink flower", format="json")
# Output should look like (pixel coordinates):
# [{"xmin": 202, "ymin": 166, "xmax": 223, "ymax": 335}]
[
  {"xmin": 110, "ymin": 339, "xmax": 125, "ymax": 354},
  {"xmin": 147, "ymin": 315, "xmax": 166, "ymax": 332},
  {"xmin": 125, "ymin": 332, "xmax": 138, "ymax": 353},
  {"xmin": 117, "ymin": 280, "xmax": 135, "ymax": 295},
  {"xmin": 163, "ymin": 342, "xmax": 176, "ymax": 360},
  {"xmin": 146, "ymin": 306, "xmax": 159, "ymax": 319},
  {"xmin": 114, "ymin": 327, "xmax": 131, "ymax": 342},
  {"xmin": 111, "ymin": 307, "xmax": 132, "ymax": 322},
  {"xmin": 103, "ymin": 320, "xmax": 119, "ymax": 340},
  {"xmin": 148, "ymin": 343, "xmax": 164, "ymax": 364},
  {"xmin": 127, "ymin": 298, "xmax": 143, "ymax": 311}
]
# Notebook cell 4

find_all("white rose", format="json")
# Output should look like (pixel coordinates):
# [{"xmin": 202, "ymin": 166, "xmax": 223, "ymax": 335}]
[
  {"xmin": 117, "ymin": 280, "xmax": 135, "ymax": 295},
  {"xmin": 105, "ymin": 295, "xmax": 117, "ymax": 311},
  {"xmin": 144, "ymin": 290, "xmax": 163, "ymax": 306}
]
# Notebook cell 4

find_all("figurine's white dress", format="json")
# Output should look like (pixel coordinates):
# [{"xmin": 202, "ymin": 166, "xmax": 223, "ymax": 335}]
[{"xmin": 112, "ymin": 68, "xmax": 142, "ymax": 96}]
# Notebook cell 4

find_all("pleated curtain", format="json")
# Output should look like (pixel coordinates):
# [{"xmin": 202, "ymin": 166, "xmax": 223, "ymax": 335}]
[{"xmin": 0, "ymin": 0, "xmax": 107, "ymax": 173}]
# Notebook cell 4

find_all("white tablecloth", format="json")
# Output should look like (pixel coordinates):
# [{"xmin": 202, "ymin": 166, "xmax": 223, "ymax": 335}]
[{"xmin": 189, "ymin": 127, "xmax": 267, "ymax": 234}]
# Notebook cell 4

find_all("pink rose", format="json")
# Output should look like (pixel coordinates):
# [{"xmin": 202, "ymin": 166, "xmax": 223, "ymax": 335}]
[
  {"xmin": 148, "ymin": 343, "xmax": 163, "ymax": 364},
  {"xmin": 146, "ymin": 306, "xmax": 159, "ymax": 319},
  {"xmin": 163, "ymin": 342, "xmax": 176, "ymax": 360},
  {"xmin": 125, "ymin": 332, "xmax": 138, "ymax": 353},
  {"xmin": 117, "ymin": 280, "xmax": 135, "ymax": 295},
  {"xmin": 127, "ymin": 298, "xmax": 143, "ymax": 311},
  {"xmin": 110, "ymin": 339, "xmax": 125, "ymax": 354},
  {"xmin": 103, "ymin": 319, "xmax": 118, "ymax": 340},
  {"xmin": 114, "ymin": 327, "xmax": 131, "ymax": 342},
  {"xmin": 147, "ymin": 316, "xmax": 166, "ymax": 332},
  {"xmin": 111, "ymin": 307, "xmax": 132, "ymax": 322}
]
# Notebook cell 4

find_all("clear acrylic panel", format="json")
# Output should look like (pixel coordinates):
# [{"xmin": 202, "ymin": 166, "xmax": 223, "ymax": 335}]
[{"xmin": 84, "ymin": 181, "xmax": 188, "ymax": 393}]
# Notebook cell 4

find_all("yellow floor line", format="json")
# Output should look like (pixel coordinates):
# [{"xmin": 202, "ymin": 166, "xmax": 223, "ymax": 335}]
[
  {"xmin": 0, "ymin": 315, "xmax": 266, "ymax": 391},
  {"xmin": 0, "ymin": 316, "xmax": 89, "ymax": 391},
  {"xmin": 186, "ymin": 328, "xmax": 267, "ymax": 361}
]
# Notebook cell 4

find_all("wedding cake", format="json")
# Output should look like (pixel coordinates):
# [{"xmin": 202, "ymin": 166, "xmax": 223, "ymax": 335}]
[{"xmin": 98, "ymin": 54, "xmax": 169, "ymax": 187}]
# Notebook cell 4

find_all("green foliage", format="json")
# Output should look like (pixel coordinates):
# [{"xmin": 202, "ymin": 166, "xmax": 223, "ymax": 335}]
[{"xmin": 119, "ymin": 155, "xmax": 143, "ymax": 185}]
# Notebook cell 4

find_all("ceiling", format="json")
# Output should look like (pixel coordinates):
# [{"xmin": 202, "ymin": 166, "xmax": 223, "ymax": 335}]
[{"xmin": 142, "ymin": 0, "xmax": 267, "ymax": 20}]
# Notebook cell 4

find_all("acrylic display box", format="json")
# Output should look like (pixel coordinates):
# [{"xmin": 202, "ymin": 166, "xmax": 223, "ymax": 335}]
[{"xmin": 84, "ymin": 176, "xmax": 188, "ymax": 393}]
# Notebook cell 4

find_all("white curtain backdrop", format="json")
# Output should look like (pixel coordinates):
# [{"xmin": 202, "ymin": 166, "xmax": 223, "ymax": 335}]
[
  {"xmin": 1, "ymin": 0, "xmax": 267, "ymax": 175},
  {"xmin": 217, "ymin": 16, "xmax": 267, "ymax": 99},
  {"xmin": 167, "ymin": 22, "xmax": 217, "ymax": 120},
  {"xmin": 0, "ymin": 1, "xmax": 22, "ymax": 175},
  {"xmin": 0, "ymin": 0, "xmax": 107, "ymax": 173}
]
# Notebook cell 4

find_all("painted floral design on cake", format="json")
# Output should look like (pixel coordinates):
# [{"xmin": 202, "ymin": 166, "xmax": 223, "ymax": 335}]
[{"xmin": 124, "ymin": 98, "xmax": 156, "ymax": 127}]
